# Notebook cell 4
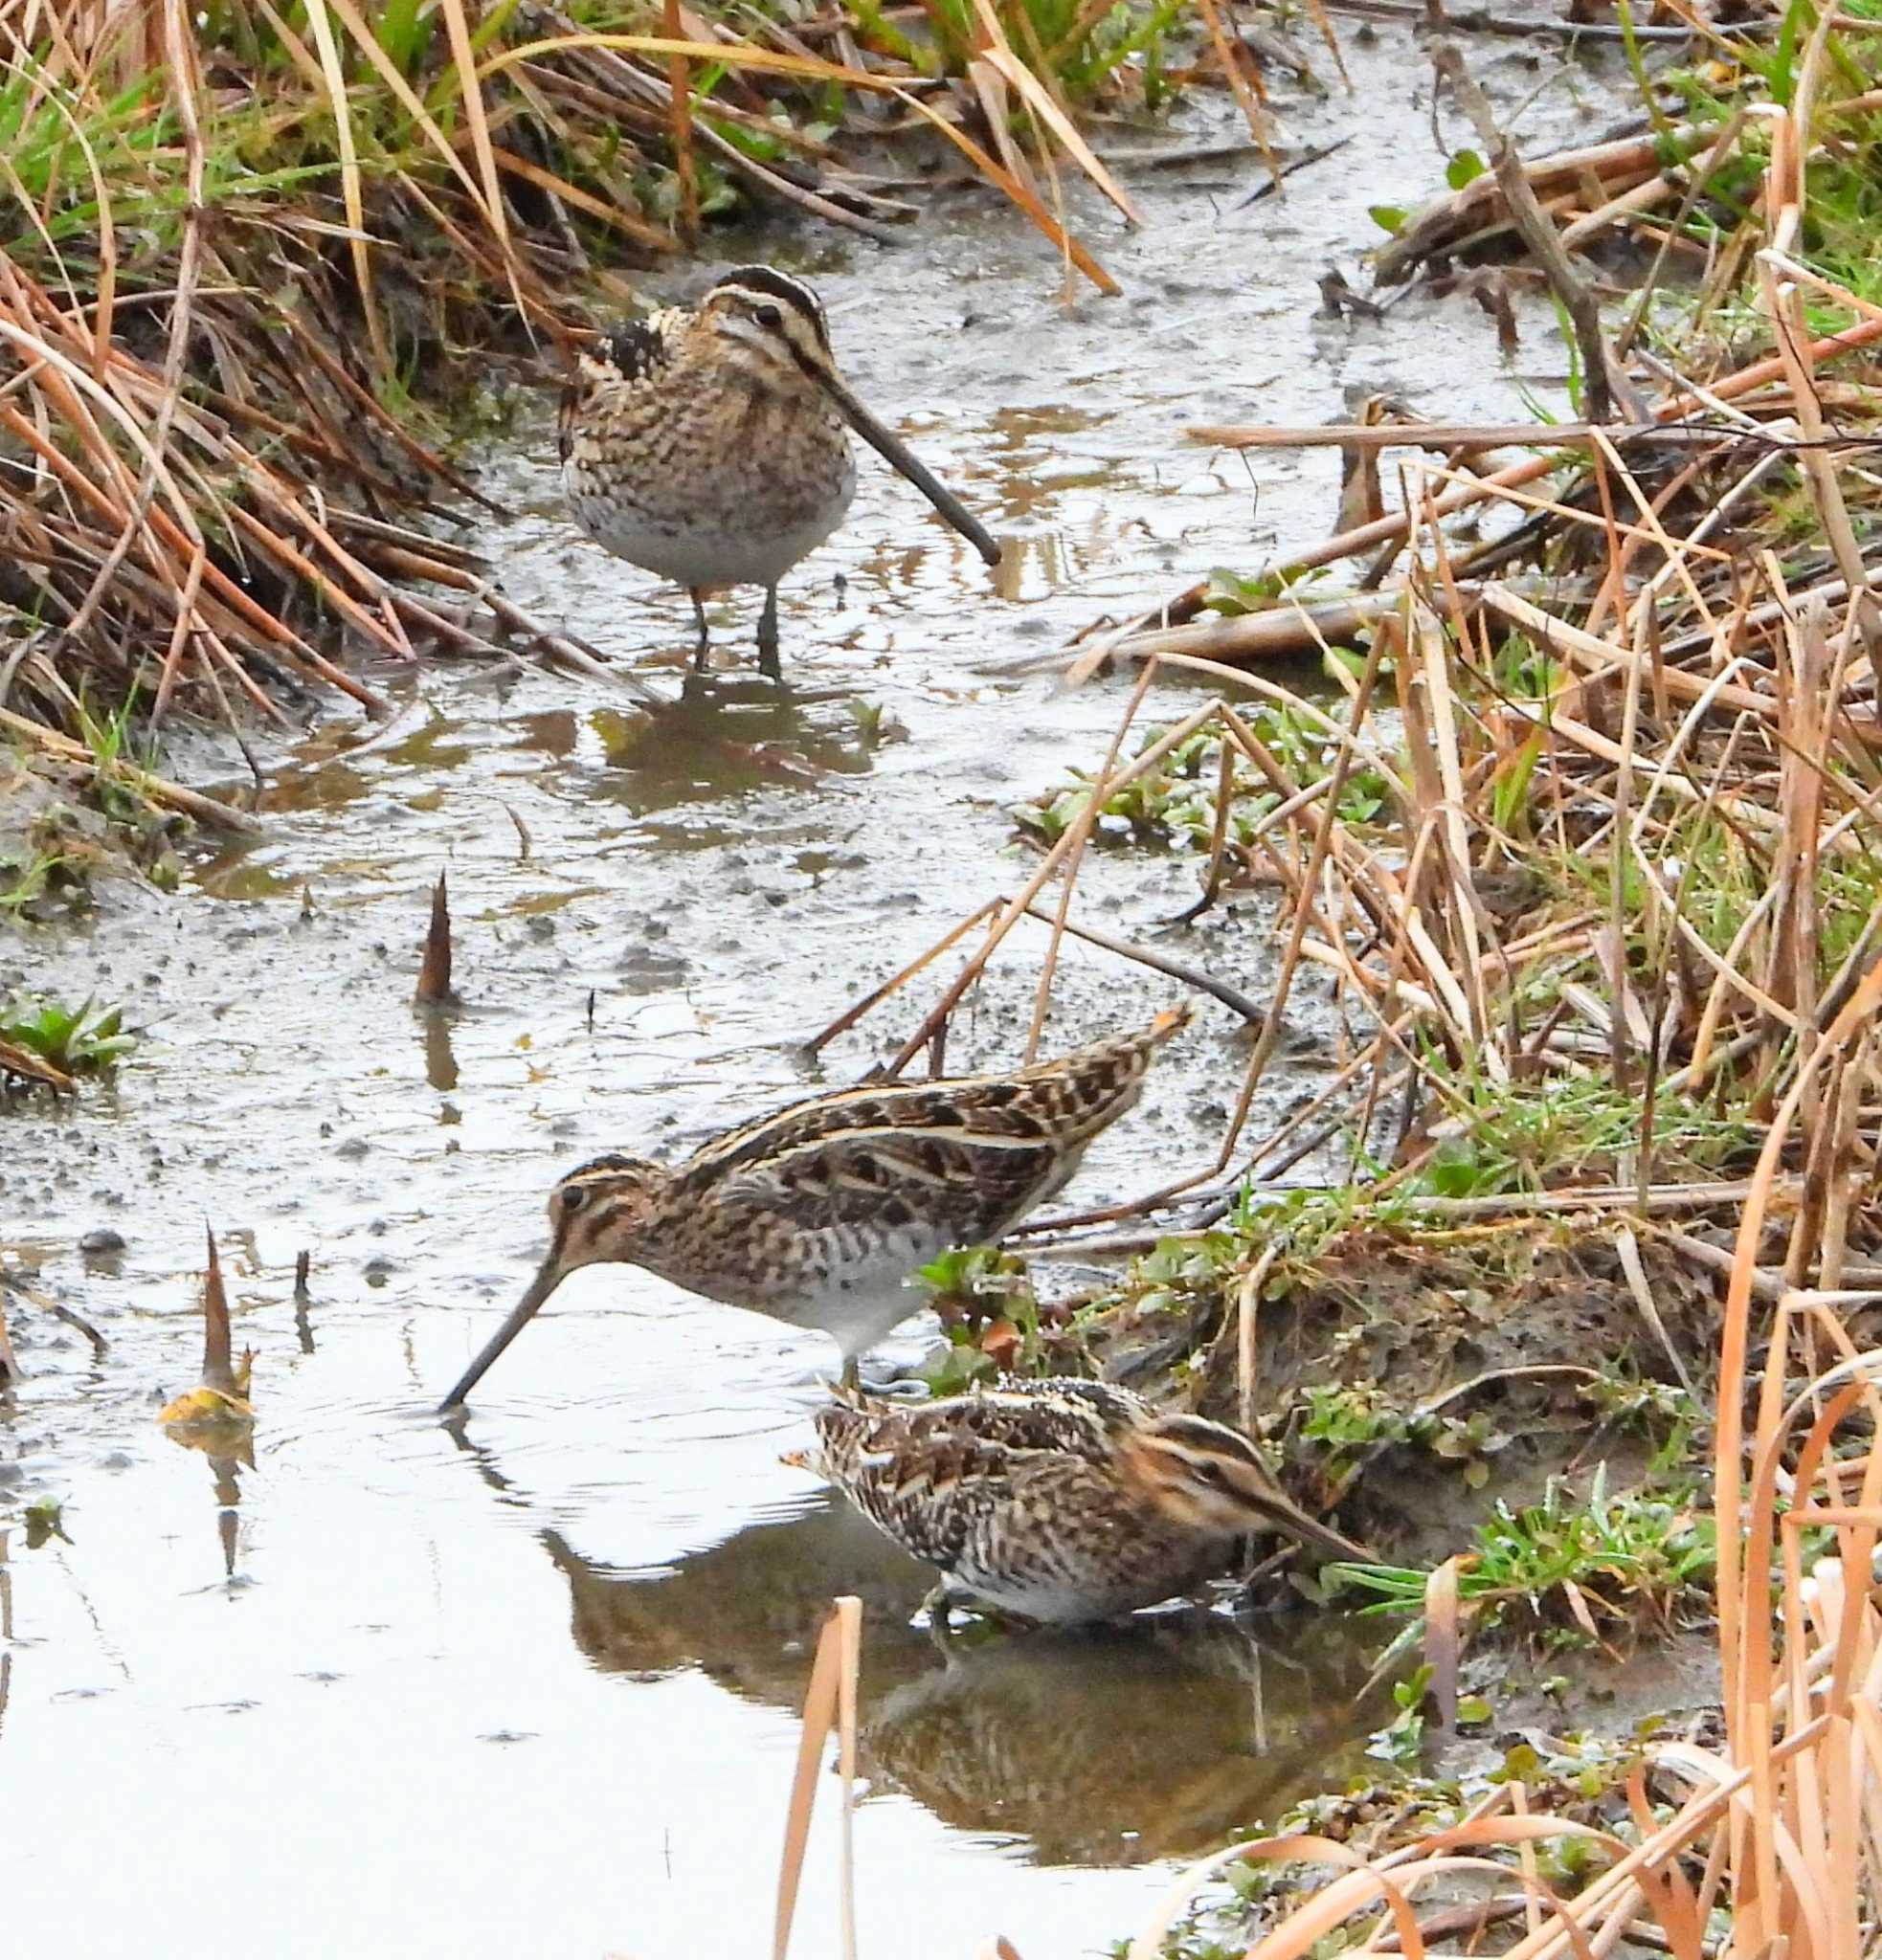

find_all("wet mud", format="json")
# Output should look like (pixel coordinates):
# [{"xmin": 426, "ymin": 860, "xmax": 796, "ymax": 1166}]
[
  {"xmin": 1090, "ymin": 1227, "xmax": 1727, "ymax": 1567},
  {"xmin": 2, "ymin": 24, "xmax": 1661, "ymax": 1956}
]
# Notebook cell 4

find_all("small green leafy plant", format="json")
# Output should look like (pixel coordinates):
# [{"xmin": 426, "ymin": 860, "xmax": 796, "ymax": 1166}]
[
  {"xmin": 24, "ymin": 1497, "xmax": 70, "ymax": 1548},
  {"xmin": 917, "ymin": 1245, "xmax": 1044, "ymax": 1392},
  {"xmin": 1333, "ymin": 1469, "xmax": 1717, "ymax": 1639},
  {"xmin": 1017, "ymin": 712, "xmax": 1396, "ymax": 853},
  {"xmin": 1368, "ymin": 1662, "xmax": 1435, "ymax": 1767},
  {"xmin": 1300, "ymin": 1382, "xmax": 1512, "ymax": 1490},
  {"xmin": 0, "ymin": 850, "xmax": 79, "ymax": 918},
  {"xmin": 1406, "ymin": 1069, "xmax": 1758, "ymax": 1200},
  {"xmin": 0, "ymin": 995, "xmax": 136, "ymax": 1074}
]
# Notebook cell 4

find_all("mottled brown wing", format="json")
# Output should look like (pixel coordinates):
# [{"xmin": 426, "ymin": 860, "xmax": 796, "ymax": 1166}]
[
  {"xmin": 685, "ymin": 1080, "xmax": 1053, "ymax": 1179},
  {"xmin": 561, "ymin": 327, "xmax": 668, "ymax": 468},
  {"xmin": 812, "ymin": 1396, "xmax": 1114, "ymax": 1569},
  {"xmin": 683, "ymin": 1012, "xmax": 1184, "ymax": 1187},
  {"xmin": 700, "ymin": 1125, "xmax": 1065, "ymax": 1245},
  {"xmin": 823, "ymin": 1380, "xmax": 1145, "ymax": 1473},
  {"xmin": 999, "ymin": 1021, "xmax": 1176, "ymax": 1144},
  {"xmin": 905, "ymin": 1379, "xmax": 1151, "ymax": 1463}
]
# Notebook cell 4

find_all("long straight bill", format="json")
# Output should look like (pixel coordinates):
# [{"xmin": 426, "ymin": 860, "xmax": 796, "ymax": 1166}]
[
  {"xmin": 1276, "ymin": 1496, "xmax": 1373, "ymax": 1567},
  {"xmin": 438, "ymin": 1255, "xmax": 564, "ymax": 1413},
  {"xmin": 818, "ymin": 371, "xmax": 1003, "ymax": 568}
]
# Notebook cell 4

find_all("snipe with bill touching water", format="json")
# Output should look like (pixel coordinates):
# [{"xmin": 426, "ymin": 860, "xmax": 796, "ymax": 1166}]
[
  {"xmin": 559, "ymin": 266, "xmax": 1002, "ymax": 680},
  {"xmin": 796, "ymin": 1376, "xmax": 1372, "ymax": 1626},
  {"xmin": 437, "ymin": 1006, "xmax": 1190, "ymax": 1412}
]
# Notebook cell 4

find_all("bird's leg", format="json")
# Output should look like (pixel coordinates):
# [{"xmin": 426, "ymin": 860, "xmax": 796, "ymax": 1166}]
[
  {"xmin": 838, "ymin": 1352, "xmax": 861, "ymax": 1392},
  {"xmin": 921, "ymin": 1579, "xmax": 957, "ymax": 1654},
  {"xmin": 689, "ymin": 588, "xmax": 711, "ymax": 674},
  {"xmin": 757, "ymin": 585, "xmax": 782, "ymax": 681}
]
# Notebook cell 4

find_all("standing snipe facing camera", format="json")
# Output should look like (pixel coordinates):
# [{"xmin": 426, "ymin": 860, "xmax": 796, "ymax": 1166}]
[
  {"xmin": 559, "ymin": 266, "xmax": 1001, "ymax": 680},
  {"xmin": 800, "ymin": 1377, "xmax": 1372, "ymax": 1626}
]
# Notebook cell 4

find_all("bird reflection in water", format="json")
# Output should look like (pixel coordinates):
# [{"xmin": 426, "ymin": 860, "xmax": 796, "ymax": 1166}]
[
  {"xmin": 444, "ymin": 1416, "xmax": 1382, "ymax": 1867},
  {"xmin": 856, "ymin": 1617, "xmax": 1379, "ymax": 1866}
]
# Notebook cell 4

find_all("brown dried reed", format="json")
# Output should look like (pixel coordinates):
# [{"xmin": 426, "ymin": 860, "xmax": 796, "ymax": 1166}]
[{"xmin": 773, "ymin": 32, "xmax": 1882, "ymax": 1954}]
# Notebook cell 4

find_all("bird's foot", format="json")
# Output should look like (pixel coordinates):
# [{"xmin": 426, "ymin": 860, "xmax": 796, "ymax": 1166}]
[
  {"xmin": 918, "ymin": 1584, "xmax": 1038, "ymax": 1653},
  {"xmin": 853, "ymin": 1358, "xmax": 929, "ymax": 1400}
]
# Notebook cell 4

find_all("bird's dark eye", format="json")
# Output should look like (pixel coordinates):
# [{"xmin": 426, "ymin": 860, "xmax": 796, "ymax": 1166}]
[
  {"xmin": 560, "ymin": 1187, "xmax": 588, "ymax": 1214},
  {"xmin": 1197, "ymin": 1460, "xmax": 1231, "ymax": 1489},
  {"xmin": 754, "ymin": 303, "xmax": 783, "ymax": 329}
]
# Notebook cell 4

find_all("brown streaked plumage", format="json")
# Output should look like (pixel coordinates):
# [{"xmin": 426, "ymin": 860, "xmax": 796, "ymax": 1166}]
[
  {"xmin": 438, "ymin": 1006, "xmax": 1191, "ymax": 1412},
  {"xmin": 798, "ymin": 1376, "xmax": 1371, "ymax": 1625},
  {"xmin": 559, "ymin": 265, "xmax": 1000, "ymax": 679}
]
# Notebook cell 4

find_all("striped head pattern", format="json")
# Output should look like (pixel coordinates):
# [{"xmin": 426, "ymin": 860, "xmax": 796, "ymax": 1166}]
[
  {"xmin": 694, "ymin": 266, "xmax": 835, "ymax": 391},
  {"xmin": 1119, "ymin": 1413, "xmax": 1370, "ymax": 1563},
  {"xmin": 544, "ymin": 1152, "xmax": 671, "ymax": 1274},
  {"xmin": 436, "ymin": 1151, "xmax": 673, "ymax": 1412}
]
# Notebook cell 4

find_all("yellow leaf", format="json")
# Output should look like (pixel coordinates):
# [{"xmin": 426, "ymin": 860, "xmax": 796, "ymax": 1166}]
[{"xmin": 159, "ymin": 1385, "xmax": 255, "ymax": 1426}]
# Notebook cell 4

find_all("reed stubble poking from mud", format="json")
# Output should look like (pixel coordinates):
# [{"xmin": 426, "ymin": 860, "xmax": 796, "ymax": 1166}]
[{"xmin": 414, "ymin": 871, "xmax": 459, "ymax": 1009}]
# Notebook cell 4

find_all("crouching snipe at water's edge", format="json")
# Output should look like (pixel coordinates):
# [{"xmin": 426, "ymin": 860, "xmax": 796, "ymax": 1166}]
[
  {"xmin": 794, "ymin": 1377, "xmax": 1372, "ymax": 1627},
  {"xmin": 437, "ymin": 1006, "xmax": 1191, "ymax": 1413},
  {"xmin": 559, "ymin": 265, "xmax": 1001, "ymax": 680}
]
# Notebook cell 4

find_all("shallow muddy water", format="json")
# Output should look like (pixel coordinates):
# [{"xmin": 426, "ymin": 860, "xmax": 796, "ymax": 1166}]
[{"xmin": 2, "ymin": 28, "xmax": 1624, "ymax": 1957}]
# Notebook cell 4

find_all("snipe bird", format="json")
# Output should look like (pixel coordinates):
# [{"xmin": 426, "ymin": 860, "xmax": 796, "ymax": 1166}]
[
  {"xmin": 560, "ymin": 266, "xmax": 1002, "ymax": 679},
  {"xmin": 438, "ymin": 1006, "xmax": 1190, "ymax": 1412},
  {"xmin": 798, "ymin": 1377, "xmax": 1370, "ymax": 1625}
]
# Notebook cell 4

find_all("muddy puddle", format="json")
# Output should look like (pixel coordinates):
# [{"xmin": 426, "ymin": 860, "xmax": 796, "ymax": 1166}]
[{"xmin": 3, "ymin": 28, "xmax": 1634, "ymax": 1956}]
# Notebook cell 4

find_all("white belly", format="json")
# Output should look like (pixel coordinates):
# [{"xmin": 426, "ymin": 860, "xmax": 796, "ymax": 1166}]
[
  {"xmin": 769, "ymin": 1227, "xmax": 946, "ymax": 1361},
  {"xmin": 946, "ymin": 1567, "xmax": 1174, "ymax": 1625},
  {"xmin": 639, "ymin": 1222, "xmax": 940, "ymax": 1362},
  {"xmin": 567, "ymin": 468, "xmax": 855, "ymax": 592}
]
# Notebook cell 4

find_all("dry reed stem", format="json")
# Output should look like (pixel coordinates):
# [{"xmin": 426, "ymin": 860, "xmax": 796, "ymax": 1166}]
[
  {"xmin": 1433, "ymin": 44, "xmax": 1621, "ymax": 423},
  {"xmin": 662, "ymin": 0, "xmax": 700, "ymax": 240},
  {"xmin": 889, "ymin": 673, "xmax": 1212, "ymax": 1075},
  {"xmin": 1236, "ymin": 1249, "xmax": 1272, "ymax": 1436},
  {"xmin": 772, "ymin": 1595, "xmax": 863, "ymax": 1960},
  {"xmin": 0, "ymin": 702, "xmax": 260, "ymax": 830},
  {"xmin": 414, "ymin": 871, "xmax": 457, "ymax": 1008},
  {"xmin": 973, "ymin": 0, "xmax": 1142, "ymax": 224},
  {"xmin": 301, "ymin": 0, "xmax": 386, "ymax": 378},
  {"xmin": 1013, "ymin": 903, "xmax": 1266, "ymax": 1025},
  {"xmin": 484, "ymin": 31, "xmax": 1122, "ymax": 288},
  {"xmin": 1195, "ymin": 0, "xmax": 1281, "ymax": 187},
  {"xmin": 0, "ymin": 1034, "xmax": 75, "ymax": 1092},
  {"xmin": 1113, "ymin": 312, "xmax": 1882, "ymax": 680},
  {"xmin": 1022, "ymin": 660, "xmax": 1161, "ymax": 1064},
  {"xmin": 973, "ymin": 40, "xmax": 1882, "ymax": 1951},
  {"xmin": 804, "ymin": 899, "xmax": 1004, "ymax": 1056}
]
